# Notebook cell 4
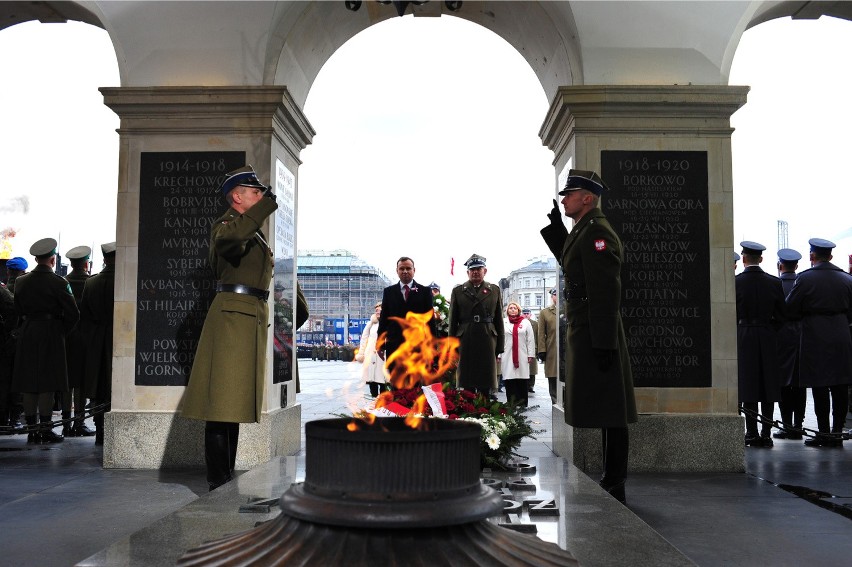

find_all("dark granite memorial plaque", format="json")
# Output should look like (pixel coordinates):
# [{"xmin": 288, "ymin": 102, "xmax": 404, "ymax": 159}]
[
  {"xmin": 601, "ymin": 151, "xmax": 710, "ymax": 387},
  {"xmin": 272, "ymin": 160, "xmax": 296, "ymax": 387},
  {"xmin": 136, "ymin": 151, "xmax": 245, "ymax": 386}
]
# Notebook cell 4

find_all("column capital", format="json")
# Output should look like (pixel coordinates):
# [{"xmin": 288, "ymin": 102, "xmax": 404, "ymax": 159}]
[
  {"xmin": 540, "ymin": 85, "xmax": 749, "ymax": 160},
  {"xmin": 100, "ymin": 86, "xmax": 315, "ymax": 150}
]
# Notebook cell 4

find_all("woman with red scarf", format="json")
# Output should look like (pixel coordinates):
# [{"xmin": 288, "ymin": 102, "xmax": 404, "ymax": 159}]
[{"xmin": 498, "ymin": 302, "xmax": 536, "ymax": 406}]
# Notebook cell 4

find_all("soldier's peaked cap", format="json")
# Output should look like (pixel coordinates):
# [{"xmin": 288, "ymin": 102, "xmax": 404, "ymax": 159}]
[
  {"xmin": 29, "ymin": 238, "xmax": 57, "ymax": 258},
  {"xmin": 559, "ymin": 169, "xmax": 609, "ymax": 196},
  {"xmin": 809, "ymin": 238, "xmax": 835, "ymax": 253},
  {"xmin": 464, "ymin": 254, "xmax": 486, "ymax": 268},
  {"xmin": 740, "ymin": 241, "xmax": 766, "ymax": 255},
  {"xmin": 101, "ymin": 242, "xmax": 117, "ymax": 256},
  {"xmin": 218, "ymin": 165, "xmax": 268, "ymax": 197},
  {"xmin": 66, "ymin": 245, "xmax": 91, "ymax": 261},
  {"xmin": 777, "ymin": 248, "xmax": 802, "ymax": 263},
  {"xmin": 733, "ymin": 252, "xmax": 740, "ymax": 262}
]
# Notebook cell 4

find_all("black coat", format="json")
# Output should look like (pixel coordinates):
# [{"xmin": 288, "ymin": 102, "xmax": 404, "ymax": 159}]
[
  {"xmin": 11, "ymin": 265, "xmax": 79, "ymax": 394},
  {"xmin": 735, "ymin": 266, "xmax": 785, "ymax": 402},
  {"xmin": 80, "ymin": 265, "xmax": 115, "ymax": 399},
  {"xmin": 776, "ymin": 271, "xmax": 800, "ymax": 387},
  {"xmin": 785, "ymin": 262, "xmax": 852, "ymax": 387},
  {"xmin": 377, "ymin": 280, "xmax": 434, "ymax": 357},
  {"xmin": 65, "ymin": 268, "xmax": 90, "ymax": 389}
]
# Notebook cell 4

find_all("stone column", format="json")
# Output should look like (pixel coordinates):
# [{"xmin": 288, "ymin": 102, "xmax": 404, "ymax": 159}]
[
  {"xmin": 100, "ymin": 86, "xmax": 314, "ymax": 469},
  {"xmin": 540, "ymin": 85, "xmax": 748, "ymax": 472}
]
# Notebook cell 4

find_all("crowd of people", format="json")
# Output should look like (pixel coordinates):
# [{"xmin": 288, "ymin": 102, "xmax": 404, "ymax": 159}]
[
  {"xmin": 0, "ymin": 239, "xmax": 116, "ymax": 445},
  {"xmin": 735, "ymin": 238, "xmax": 852, "ymax": 448}
]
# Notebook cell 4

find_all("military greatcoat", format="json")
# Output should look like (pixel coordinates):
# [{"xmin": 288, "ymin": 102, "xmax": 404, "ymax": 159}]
[
  {"xmin": 785, "ymin": 262, "xmax": 852, "ymax": 388},
  {"xmin": 79, "ymin": 264, "xmax": 115, "ymax": 400},
  {"xmin": 541, "ymin": 208, "xmax": 637, "ymax": 428},
  {"xmin": 182, "ymin": 197, "xmax": 278, "ymax": 424},
  {"xmin": 449, "ymin": 281, "xmax": 504, "ymax": 391},
  {"xmin": 65, "ymin": 268, "xmax": 90, "ymax": 389},
  {"xmin": 11, "ymin": 265, "xmax": 79, "ymax": 393},
  {"xmin": 537, "ymin": 304, "xmax": 558, "ymax": 377},
  {"xmin": 734, "ymin": 266, "xmax": 785, "ymax": 402}
]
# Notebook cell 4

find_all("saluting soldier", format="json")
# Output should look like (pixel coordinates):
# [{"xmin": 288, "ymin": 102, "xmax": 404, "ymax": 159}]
[
  {"xmin": 79, "ymin": 242, "xmax": 117, "ymax": 445},
  {"xmin": 786, "ymin": 238, "xmax": 852, "ymax": 447},
  {"xmin": 735, "ymin": 241, "xmax": 785, "ymax": 448},
  {"xmin": 448, "ymin": 254, "xmax": 504, "ymax": 395},
  {"xmin": 181, "ymin": 165, "xmax": 278, "ymax": 491},
  {"xmin": 62, "ymin": 245, "xmax": 95, "ymax": 437},
  {"xmin": 11, "ymin": 238, "xmax": 79, "ymax": 444},
  {"xmin": 537, "ymin": 288, "xmax": 559, "ymax": 404},
  {"xmin": 540, "ymin": 169, "xmax": 636, "ymax": 504}
]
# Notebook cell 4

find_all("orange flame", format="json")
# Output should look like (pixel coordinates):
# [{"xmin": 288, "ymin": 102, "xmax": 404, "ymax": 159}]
[{"xmin": 355, "ymin": 310, "xmax": 460, "ymax": 430}]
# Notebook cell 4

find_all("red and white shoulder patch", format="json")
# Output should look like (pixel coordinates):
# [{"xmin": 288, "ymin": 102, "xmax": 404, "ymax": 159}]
[{"xmin": 594, "ymin": 239, "xmax": 607, "ymax": 252}]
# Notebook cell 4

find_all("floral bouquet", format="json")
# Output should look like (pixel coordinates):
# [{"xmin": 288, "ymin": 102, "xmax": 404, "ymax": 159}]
[
  {"xmin": 362, "ymin": 382, "xmax": 540, "ymax": 470},
  {"xmin": 431, "ymin": 293, "xmax": 450, "ymax": 336}
]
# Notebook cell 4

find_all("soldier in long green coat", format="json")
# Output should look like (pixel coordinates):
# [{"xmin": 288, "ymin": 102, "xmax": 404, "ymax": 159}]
[
  {"xmin": 181, "ymin": 166, "xmax": 278, "ymax": 491},
  {"xmin": 540, "ymin": 170, "xmax": 637, "ymax": 504},
  {"xmin": 537, "ymin": 289, "xmax": 560, "ymax": 404},
  {"xmin": 448, "ymin": 254, "xmax": 504, "ymax": 394},
  {"xmin": 62, "ymin": 245, "xmax": 95, "ymax": 437}
]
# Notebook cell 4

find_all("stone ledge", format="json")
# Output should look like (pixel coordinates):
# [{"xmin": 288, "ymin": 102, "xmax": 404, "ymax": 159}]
[
  {"xmin": 102, "ymin": 404, "xmax": 302, "ymax": 469},
  {"xmin": 552, "ymin": 407, "xmax": 745, "ymax": 473}
]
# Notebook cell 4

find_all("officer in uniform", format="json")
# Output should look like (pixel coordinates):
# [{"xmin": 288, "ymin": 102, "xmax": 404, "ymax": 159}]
[
  {"xmin": 11, "ymin": 238, "xmax": 79, "ymax": 444},
  {"xmin": 62, "ymin": 245, "xmax": 95, "ymax": 437},
  {"xmin": 774, "ymin": 248, "xmax": 806, "ymax": 439},
  {"xmin": 733, "ymin": 251, "xmax": 740, "ymax": 271},
  {"xmin": 5, "ymin": 256, "xmax": 27, "ymax": 293},
  {"xmin": 540, "ymin": 169, "xmax": 636, "ymax": 504},
  {"xmin": 79, "ymin": 242, "xmax": 117, "ymax": 445},
  {"xmin": 537, "ymin": 288, "xmax": 559, "ymax": 404},
  {"xmin": 181, "ymin": 165, "xmax": 278, "ymax": 490},
  {"xmin": 786, "ymin": 238, "xmax": 852, "ymax": 447},
  {"xmin": 735, "ymin": 241, "xmax": 785, "ymax": 447},
  {"xmin": 522, "ymin": 308, "xmax": 538, "ymax": 393},
  {"xmin": 448, "ymin": 254, "xmax": 504, "ymax": 395}
]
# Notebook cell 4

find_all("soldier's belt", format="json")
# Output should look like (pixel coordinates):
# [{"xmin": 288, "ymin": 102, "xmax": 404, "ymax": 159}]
[
  {"xmin": 461, "ymin": 315, "xmax": 493, "ymax": 323},
  {"xmin": 215, "ymin": 283, "xmax": 269, "ymax": 301},
  {"xmin": 22, "ymin": 313, "xmax": 62, "ymax": 321}
]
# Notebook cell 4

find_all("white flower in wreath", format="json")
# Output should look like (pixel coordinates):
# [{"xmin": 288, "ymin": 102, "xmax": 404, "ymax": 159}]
[{"xmin": 486, "ymin": 433, "xmax": 501, "ymax": 450}]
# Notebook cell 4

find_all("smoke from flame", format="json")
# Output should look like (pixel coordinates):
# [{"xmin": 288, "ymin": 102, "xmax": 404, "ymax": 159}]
[{"xmin": 0, "ymin": 196, "xmax": 30, "ymax": 214}]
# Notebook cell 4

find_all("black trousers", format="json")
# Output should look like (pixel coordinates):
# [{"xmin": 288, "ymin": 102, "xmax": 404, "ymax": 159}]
[
  {"xmin": 601, "ymin": 427, "xmax": 628, "ymax": 486},
  {"xmin": 504, "ymin": 379, "xmax": 529, "ymax": 407},
  {"xmin": 778, "ymin": 386, "xmax": 807, "ymax": 429},
  {"xmin": 367, "ymin": 382, "xmax": 389, "ymax": 397},
  {"xmin": 811, "ymin": 386, "xmax": 849, "ymax": 433},
  {"xmin": 741, "ymin": 402, "xmax": 774, "ymax": 436},
  {"xmin": 205, "ymin": 421, "xmax": 239, "ymax": 490}
]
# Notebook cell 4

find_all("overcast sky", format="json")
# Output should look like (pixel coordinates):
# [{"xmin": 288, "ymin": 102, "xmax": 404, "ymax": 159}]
[{"xmin": 1, "ymin": 14, "xmax": 850, "ymax": 279}]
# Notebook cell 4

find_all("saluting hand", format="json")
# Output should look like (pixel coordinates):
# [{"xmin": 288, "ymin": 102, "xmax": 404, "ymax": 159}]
[{"xmin": 547, "ymin": 199, "xmax": 562, "ymax": 225}]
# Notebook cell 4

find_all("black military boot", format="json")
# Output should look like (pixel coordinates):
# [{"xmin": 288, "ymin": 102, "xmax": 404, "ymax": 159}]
[
  {"xmin": 72, "ymin": 415, "xmax": 96, "ymax": 437},
  {"xmin": 205, "ymin": 424, "xmax": 232, "ymax": 491},
  {"xmin": 61, "ymin": 411, "xmax": 74, "ymax": 437},
  {"xmin": 25, "ymin": 415, "xmax": 39, "ymax": 444},
  {"xmin": 39, "ymin": 415, "xmax": 64, "ymax": 444},
  {"xmin": 94, "ymin": 413, "xmax": 104, "ymax": 445}
]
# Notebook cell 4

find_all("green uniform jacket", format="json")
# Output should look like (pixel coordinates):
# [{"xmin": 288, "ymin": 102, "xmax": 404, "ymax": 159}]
[
  {"xmin": 11, "ymin": 265, "xmax": 79, "ymax": 393},
  {"xmin": 537, "ymin": 304, "xmax": 558, "ymax": 377},
  {"xmin": 182, "ymin": 197, "xmax": 277, "ymax": 424},
  {"xmin": 541, "ymin": 208, "xmax": 637, "ymax": 428},
  {"xmin": 448, "ymin": 281, "xmax": 504, "ymax": 391},
  {"xmin": 80, "ymin": 265, "xmax": 115, "ymax": 399}
]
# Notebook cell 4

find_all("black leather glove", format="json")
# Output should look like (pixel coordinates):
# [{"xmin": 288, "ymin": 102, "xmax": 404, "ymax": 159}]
[
  {"xmin": 262, "ymin": 186, "xmax": 277, "ymax": 202},
  {"xmin": 547, "ymin": 198, "xmax": 562, "ymax": 225},
  {"xmin": 593, "ymin": 349, "xmax": 616, "ymax": 372},
  {"xmin": 537, "ymin": 352, "xmax": 546, "ymax": 363}
]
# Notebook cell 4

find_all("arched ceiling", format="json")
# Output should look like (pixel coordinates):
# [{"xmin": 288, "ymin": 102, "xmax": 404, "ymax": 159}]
[{"xmin": 1, "ymin": 1, "xmax": 850, "ymax": 108}]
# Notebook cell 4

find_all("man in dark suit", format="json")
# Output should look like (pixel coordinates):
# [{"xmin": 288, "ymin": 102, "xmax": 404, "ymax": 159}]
[
  {"xmin": 735, "ymin": 241, "xmax": 785, "ymax": 448},
  {"xmin": 540, "ymin": 169, "xmax": 636, "ymax": 504},
  {"xmin": 377, "ymin": 257, "xmax": 434, "ymax": 370},
  {"xmin": 786, "ymin": 238, "xmax": 852, "ymax": 447}
]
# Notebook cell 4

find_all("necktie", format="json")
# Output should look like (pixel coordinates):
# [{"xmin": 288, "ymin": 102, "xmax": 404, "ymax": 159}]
[{"xmin": 403, "ymin": 284, "xmax": 410, "ymax": 301}]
